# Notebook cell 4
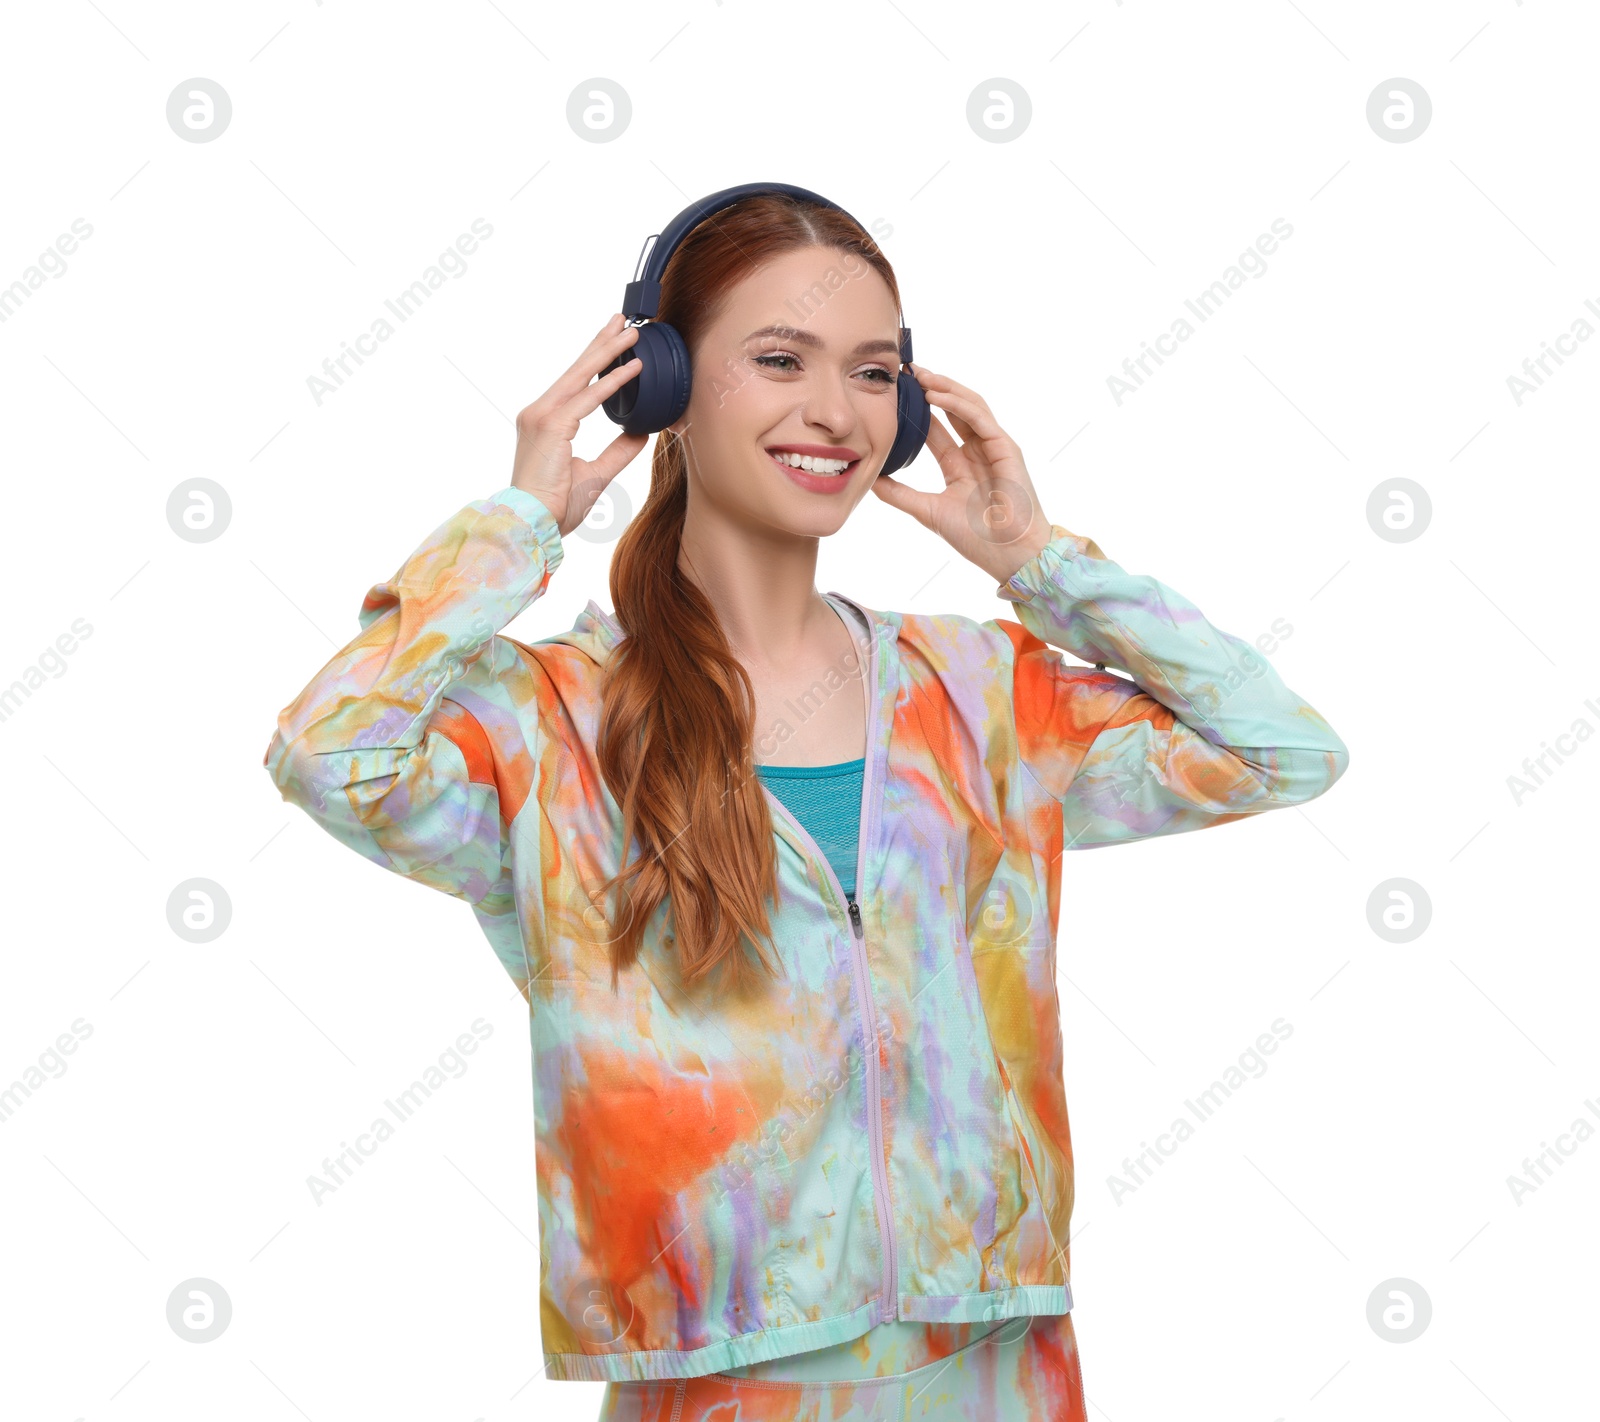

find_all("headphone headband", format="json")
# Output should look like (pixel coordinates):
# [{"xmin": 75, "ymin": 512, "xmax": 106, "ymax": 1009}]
[{"xmin": 622, "ymin": 182, "xmax": 855, "ymax": 322}]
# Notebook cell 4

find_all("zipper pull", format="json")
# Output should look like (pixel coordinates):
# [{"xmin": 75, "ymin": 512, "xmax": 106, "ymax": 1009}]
[{"xmin": 847, "ymin": 897, "xmax": 863, "ymax": 938}]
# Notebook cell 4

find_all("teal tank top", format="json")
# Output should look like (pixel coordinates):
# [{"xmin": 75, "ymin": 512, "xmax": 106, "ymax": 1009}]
[{"xmin": 753, "ymin": 757, "xmax": 864, "ymax": 898}]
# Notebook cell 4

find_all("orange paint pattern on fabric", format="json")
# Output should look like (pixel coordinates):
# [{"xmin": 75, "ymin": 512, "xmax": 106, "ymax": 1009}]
[{"xmin": 558, "ymin": 1059, "xmax": 763, "ymax": 1298}]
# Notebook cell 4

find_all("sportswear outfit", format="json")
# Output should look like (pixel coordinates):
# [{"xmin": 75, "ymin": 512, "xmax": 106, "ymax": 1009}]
[{"xmin": 263, "ymin": 484, "xmax": 1347, "ymax": 1412}]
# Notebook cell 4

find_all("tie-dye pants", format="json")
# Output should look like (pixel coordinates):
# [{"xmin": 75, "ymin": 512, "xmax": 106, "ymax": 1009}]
[{"xmin": 595, "ymin": 1310, "xmax": 1087, "ymax": 1421}]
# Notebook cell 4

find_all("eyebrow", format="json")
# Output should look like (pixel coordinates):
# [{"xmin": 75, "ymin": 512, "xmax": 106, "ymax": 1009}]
[{"xmin": 744, "ymin": 324, "xmax": 901, "ymax": 358}]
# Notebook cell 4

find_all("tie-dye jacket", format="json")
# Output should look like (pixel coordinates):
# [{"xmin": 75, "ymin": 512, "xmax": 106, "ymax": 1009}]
[{"xmin": 263, "ymin": 484, "xmax": 1348, "ymax": 1382}]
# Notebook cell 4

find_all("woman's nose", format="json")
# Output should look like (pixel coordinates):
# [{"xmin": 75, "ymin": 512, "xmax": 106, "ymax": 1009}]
[{"xmin": 800, "ymin": 376, "xmax": 854, "ymax": 433}]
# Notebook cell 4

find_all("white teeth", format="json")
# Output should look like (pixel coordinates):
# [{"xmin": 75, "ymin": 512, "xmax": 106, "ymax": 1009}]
[{"xmin": 771, "ymin": 451, "xmax": 851, "ymax": 475}]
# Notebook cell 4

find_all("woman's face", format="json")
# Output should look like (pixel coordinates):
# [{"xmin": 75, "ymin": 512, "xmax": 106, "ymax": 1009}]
[{"xmin": 668, "ymin": 244, "xmax": 905, "ymax": 538}]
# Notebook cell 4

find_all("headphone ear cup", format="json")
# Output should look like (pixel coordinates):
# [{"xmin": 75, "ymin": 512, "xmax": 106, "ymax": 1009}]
[
  {"xmin": 878, "ymin": 367, "xmax": 931, "ymax": 478},
  {"xmin": 601, "ymin": 322, "xmax": 692, "ymax": 435}
]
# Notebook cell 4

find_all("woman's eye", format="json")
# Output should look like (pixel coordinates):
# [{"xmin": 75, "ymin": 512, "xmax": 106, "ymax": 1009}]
[{"xmin": 750, "ymin": 355, "xmax": 895, "ymax": 385}]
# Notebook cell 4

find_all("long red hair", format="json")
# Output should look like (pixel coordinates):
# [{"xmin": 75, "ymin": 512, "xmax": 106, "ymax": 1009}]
[{"xmin": 594, "ymin": 193, "xmax": 902, "ymax": 992}]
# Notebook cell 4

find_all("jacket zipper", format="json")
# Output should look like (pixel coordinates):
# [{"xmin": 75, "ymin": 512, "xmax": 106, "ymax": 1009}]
[
  {"xmin": 755, "ymin": 594, "xmax": 898, "ymax": 1326},
  {"xmin": 846, "ymin": 893, "xmax": 898, "ymax": 1324}
]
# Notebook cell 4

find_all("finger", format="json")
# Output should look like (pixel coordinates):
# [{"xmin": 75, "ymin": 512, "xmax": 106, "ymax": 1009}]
[
  {"xmin": 563, "ymin": 313, "xmax": 627, "ymax": 381},
  {"xmin": 921, "ymin": 381, "xmax": 1002, "ymax": 437},
  {"xmin": 924, "ymin": 410, "xmax": 960, "ymax": 460},
  {"xmin": 921, "ymin": 401, "xmax": 992, "ymax": 479},
  {"xmin": 868, "ymin": 473, "xmax": 937, "ymax": 529},
  {"xmin": 944, "ymin": 408, "xmax": 992, "ymax": 469},
  {"xmin": 920, "ymin": 385, "xmax": 1015, "ymax": 452},
  {"xmin": 545, "ymin": 318, "xmax": 640, "ymax": 409},
  {"xmin": 915, "ymin": 367, "xmax": 1006, "ymax": 460},
  {"xmin": 935, "ymin": 401, "xmax": 983, "ymax": 449},
  {"xmin": 570, "ymin": 320, "xmax": 641, "ymax": 390},
  {"xmin": 912, "ymin": 364, "xmax": 994, "ymax": 416},
  {"xmin": 583, "ymin": 427, "xmax": 651, "ymax": 484},
  {"xmin": 923, "ymin": 412, "xmax": 974, "ymax": 484},
  {"xmin": 564, "ymin": 354, "xmax": 643, "ymax": 421}
]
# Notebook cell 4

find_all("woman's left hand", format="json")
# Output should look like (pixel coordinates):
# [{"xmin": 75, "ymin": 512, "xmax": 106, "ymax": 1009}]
[{"xmin": 869, "ymin": 364, "xmax": 1061, "ymax": 586}]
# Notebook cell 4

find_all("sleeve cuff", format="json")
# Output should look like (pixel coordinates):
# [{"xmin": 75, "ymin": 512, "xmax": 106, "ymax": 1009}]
[
  {"xmin": 996, "ymin": 524, "xmax": 1105, "ymax": 603},
  {"xmin": 483, "ymin": 483, "xmax": 565, "ymax": 576}
]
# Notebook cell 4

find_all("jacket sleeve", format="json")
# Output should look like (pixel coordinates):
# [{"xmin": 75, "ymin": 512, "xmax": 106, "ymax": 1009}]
[
  {"xmin": 996, "ymin": 524, "xmax": 1348, "ymax": 850},
  {"xmin": 262, "ymin": 484, "xmax": 564, "ymax": 910}
]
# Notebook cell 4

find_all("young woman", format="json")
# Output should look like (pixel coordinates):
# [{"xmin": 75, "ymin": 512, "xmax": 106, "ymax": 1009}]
[{"xmin": 265, "ymin": 190, "xmax": 1348, "ymax": 1421}]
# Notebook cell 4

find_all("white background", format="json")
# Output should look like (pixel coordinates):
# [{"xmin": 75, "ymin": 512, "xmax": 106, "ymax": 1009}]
[{"xmin": 2, "ymin": 2, "xmax": 1595, "ymax": 1419}]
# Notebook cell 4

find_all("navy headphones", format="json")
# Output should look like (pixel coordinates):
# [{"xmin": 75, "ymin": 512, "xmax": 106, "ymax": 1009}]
[{"xmin": 600, "ymin": 181, "xmax": 930, "ymax": 477}]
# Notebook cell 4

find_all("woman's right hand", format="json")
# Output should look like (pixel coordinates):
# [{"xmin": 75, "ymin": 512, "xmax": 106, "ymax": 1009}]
[{"xmin": 510, "ymin": 313, "xmax": 650, "ymax": 536}]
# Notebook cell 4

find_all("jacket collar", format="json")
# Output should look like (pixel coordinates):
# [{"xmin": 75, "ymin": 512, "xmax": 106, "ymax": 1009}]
[{"xmin": 558, "ymin": 595, "xmax": 901, "ymax": 660}]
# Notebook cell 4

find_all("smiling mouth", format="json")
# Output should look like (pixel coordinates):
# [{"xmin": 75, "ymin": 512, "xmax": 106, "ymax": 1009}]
[{"xmin": 765, "ymin": 449, "xmax": 860, "ymax": 477}]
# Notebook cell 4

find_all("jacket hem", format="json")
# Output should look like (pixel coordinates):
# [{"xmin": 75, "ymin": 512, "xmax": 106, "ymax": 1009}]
[
  {"xmin": 897, "ymin": 1282, "xmax": 1072, "ymax": 1323},
  {"xmin": 541, "ymin": 1285, "xmax": 1074, "ymax": 1381},
  {"xmin": 542, "ymin": 1299, "xmax": 881, "ymax": 1383}
]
